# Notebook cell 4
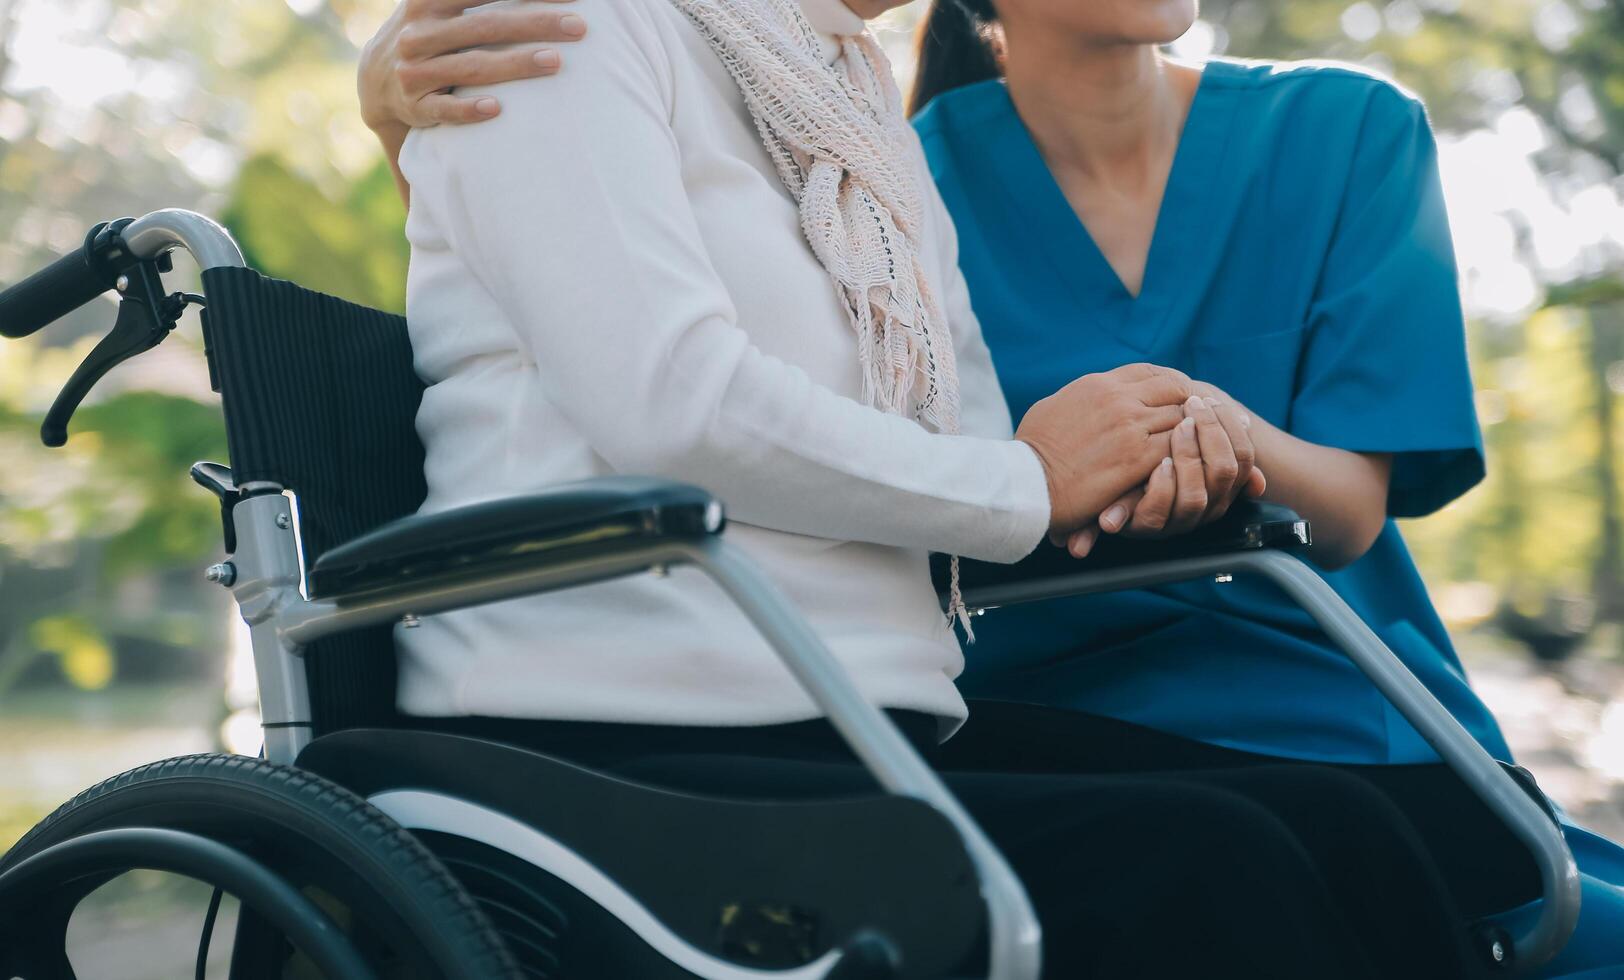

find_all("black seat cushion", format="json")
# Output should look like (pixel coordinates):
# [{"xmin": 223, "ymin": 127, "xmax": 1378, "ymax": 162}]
[
  {"xmin": 308, "ymin": 477, "xmax": 722, "ymax": 597},
  {"xmin": 299, "ymin": 728, "xmax": 985, "ymax": 978}
]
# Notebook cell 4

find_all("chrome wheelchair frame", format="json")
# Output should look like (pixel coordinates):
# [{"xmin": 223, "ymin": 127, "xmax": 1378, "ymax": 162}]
[{"xmin": 0, "ymin": 209, "xmax": 1583, "ymax": 977}]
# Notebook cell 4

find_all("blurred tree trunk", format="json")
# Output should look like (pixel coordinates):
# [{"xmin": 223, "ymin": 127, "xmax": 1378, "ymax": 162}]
[
  {"xmin": 1548, "ymin": 284, "xmax": 1624, "ymax": 617},
  {"xmin": 0, "ymin": 0, "xmax": 17, "ymax": 172},
  {"xmin": 0, "ymin": 0, "xmax": 16, "ymax": 80},
  {"xmin": 1590, "ymin": 307, "xmax": 1623, "ymax": 618}
]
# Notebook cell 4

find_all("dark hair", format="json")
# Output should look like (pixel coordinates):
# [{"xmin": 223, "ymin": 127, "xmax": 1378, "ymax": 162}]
[{"xmin": 908, "ymin": 0, "xmax": 1002, "ymax": 117}]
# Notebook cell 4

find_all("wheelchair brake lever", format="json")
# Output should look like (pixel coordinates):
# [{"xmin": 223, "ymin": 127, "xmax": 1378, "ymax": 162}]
[{"xmin": 40, "ymin": 259, "xmax": 190, "ymax": 447}]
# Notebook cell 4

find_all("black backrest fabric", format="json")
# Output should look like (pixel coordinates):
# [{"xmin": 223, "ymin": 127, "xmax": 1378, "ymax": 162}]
[{"xmin": 200, "ymin": 266, "xmax": 426, "ymax": 734}]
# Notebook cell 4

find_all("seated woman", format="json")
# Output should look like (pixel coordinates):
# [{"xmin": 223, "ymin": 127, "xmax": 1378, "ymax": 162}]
[
  {"xmin": 904, "ymin": 1, "xmax": 1624, "ymax": 976},
  {"xmin": 354, "ymin": 0, "xmax": 1498, "ymax": 975}
]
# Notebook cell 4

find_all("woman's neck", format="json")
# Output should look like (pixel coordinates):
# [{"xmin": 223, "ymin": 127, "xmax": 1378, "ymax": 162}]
[{"xmin": 1001, "ymin": 34, "xmax": 1189, "ymax": 192}]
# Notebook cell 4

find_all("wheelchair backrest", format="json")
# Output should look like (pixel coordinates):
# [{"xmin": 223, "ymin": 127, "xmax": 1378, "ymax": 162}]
[{"xmin": 201, "ymin": 266, "xmax": 426, "ymax": 734}]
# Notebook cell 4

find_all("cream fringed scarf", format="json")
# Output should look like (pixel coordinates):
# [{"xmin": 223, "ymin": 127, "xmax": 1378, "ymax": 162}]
[{"xmin": 670, "ymin": 0, "xmax": 977, "ymax": 635}]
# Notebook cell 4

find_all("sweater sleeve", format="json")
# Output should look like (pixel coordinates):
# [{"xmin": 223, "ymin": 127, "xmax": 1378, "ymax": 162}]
[{"xmin": 401, "ymin": 0, "xmax": 1050, "ymax": 563}]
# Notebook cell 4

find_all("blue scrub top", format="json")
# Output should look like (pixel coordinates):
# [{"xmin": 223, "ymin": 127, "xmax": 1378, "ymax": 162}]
[{"xmin": 916, "ymin": 60, "xmax": 1510, "ymax": 765}]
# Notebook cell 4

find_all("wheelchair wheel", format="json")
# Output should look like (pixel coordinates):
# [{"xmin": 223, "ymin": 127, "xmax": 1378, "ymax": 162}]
[{"xmin": 0, "ymin": 753, "xmax": 522, "ymax": 980}]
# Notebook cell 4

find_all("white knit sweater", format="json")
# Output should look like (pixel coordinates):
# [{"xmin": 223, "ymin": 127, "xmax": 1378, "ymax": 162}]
[{"xmin": 394, "ymin": 0, "xmax": 1051, "ymax": 729}]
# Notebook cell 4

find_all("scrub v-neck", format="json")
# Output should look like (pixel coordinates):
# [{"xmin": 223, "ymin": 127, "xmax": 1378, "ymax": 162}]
[{"xmin": 985, "ymin": 63, "xmax": 1235, "ymax": 354}]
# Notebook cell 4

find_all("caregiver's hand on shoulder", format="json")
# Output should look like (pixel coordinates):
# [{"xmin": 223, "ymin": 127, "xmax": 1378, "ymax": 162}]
[
  {"xmin": 1015, "ymin": 363, "xmax": 1191, "ymax": 540},
  {"xmin": 359, "ymin": 0, "xmax": 584, "ymax": 137}
]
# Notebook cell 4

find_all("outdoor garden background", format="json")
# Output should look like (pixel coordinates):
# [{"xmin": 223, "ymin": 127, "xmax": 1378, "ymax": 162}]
[{"xmin": 1, "ymin": 1, "xmax": 1623, "ymax": 965}]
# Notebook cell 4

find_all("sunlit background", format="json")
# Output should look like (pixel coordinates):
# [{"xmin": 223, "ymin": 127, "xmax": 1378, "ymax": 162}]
[{"xmin": 0, "ymin": 1, "xmax": 1621, "ymax": 970}]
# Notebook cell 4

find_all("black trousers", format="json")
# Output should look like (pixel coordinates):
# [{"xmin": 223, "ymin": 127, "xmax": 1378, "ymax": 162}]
[
  {"xmin": 415, "ymin": 707, "xmax": 1491, "ymax": 979},
  {"xmin": 937, "ymin": 699, "xmax": 1544, "ymax": 918}
]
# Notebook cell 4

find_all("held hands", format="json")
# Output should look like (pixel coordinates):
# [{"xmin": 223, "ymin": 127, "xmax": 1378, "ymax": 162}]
[
  {"xmin": 359, "ymin": 0, "xmax": 587, "ymax": 137},
  {"xmin": 1066, "ymin": 391, "xmax": 1266, "ymax": 557},
  {"xmin": 1015, "ymin": 363, "xmax": 1193, "ymax": 534},
  {"xmin": 1015, "ymin": 367, "xmax": 1265, "ymax": 559}
]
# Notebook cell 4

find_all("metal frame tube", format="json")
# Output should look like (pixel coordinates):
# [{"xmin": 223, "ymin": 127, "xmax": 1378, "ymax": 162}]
[
  {"xmin": 957, "ymin": 548, "xmax": 1580, "ymax": 974},
  {"xmin": 122, "ymin": 209, "xmax": 245, "ymax": 270},
  {"xmin": 279, "ymin": 541, "xmax": 702, "ymax": 647},
  {"xmin": 683, "ymin": 540, "xmax": 1043, "ymax": 980},
  {"xmin": 1247, "ymin": 550, "xmax": 1579, "ymax": 970},
  {"xmin": 231, "ymin": 492, "xmax": 314, "ymax": 764}
]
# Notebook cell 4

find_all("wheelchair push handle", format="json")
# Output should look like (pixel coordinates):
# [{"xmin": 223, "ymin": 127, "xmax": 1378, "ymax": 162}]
[
  {"xmin": 1, "ymin": 209, "xmax": 245, "ymax": 446},
  {"xmin": 0, "ymin": 219, "xmax": 135, "ymax": 339}
]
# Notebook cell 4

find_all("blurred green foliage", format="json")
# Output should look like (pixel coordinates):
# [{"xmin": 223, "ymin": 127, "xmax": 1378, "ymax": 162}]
[
  {"xmin": 0, "ymin": 0, "xmax": 401, "ymax": 691},
  {"xmin": 226, "ymin": 155, "xmax": 408, "ymax": 312},
  {"xmin": 1195, "ymin": 0, "xmax": 1624, "ymax": 625}
]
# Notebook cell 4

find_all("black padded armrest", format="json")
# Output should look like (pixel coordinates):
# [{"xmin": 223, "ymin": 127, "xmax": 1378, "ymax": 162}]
[
  {"xmin": 935, "ymin": 500, "xmax": 1310, "ymax": 604},
  {"xmin": 308, "ymin": 476, "xmax": 723, "ymax": 598}
]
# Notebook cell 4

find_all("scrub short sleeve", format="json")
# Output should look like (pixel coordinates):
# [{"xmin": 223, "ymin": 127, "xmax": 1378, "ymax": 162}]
[{"xmin": 1292, "ymin": 85, "xmax": 1484, "ymax": 518}]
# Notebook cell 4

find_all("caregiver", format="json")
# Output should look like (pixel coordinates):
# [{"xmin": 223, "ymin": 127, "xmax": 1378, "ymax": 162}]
[{"xmin": 902, "ymin": 1, "xmax": 1624, "ymax": 976}]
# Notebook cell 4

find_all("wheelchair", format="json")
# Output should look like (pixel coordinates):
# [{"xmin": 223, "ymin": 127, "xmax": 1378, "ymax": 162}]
[{"xmin": 0, "ymin": 209, "xmax": 1584, "ymax": 978}]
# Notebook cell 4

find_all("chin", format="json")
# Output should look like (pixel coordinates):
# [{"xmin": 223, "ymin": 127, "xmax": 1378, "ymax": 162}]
[
  {"xmin": 1008, "ymin": 0, "xmax": 1199, "ymax": 46},
  {"xmin": 1127, "ymin": 0, "xmax": 1199, "ymax": 44},
  {"xmin": 1064, "ymin": 0, "xmax": 1196, "ymax": 45},
  {"xmin": 843, "ymin": 0, "xmax": 913, "ymax": 18}
]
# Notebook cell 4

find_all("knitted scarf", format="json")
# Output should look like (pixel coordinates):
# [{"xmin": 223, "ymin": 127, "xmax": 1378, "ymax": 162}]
[{"xmin": 670, "ymin": 0, "xmax": 975, "ymax": 634}]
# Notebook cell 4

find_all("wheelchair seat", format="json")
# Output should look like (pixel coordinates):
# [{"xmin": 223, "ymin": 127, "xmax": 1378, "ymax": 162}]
[{"xmin": 298, "ymin": 728, "xmax": 985, "ymax": 977}]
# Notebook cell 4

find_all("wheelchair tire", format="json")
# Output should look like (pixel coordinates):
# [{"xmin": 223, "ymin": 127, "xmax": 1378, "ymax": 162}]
[{"xmin": 0, "ymin": 752, "xmax": 522, "ymax": 980}]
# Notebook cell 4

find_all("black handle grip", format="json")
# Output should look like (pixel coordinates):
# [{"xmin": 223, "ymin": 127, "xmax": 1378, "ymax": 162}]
[{"xmin": 0, "ymin": 222, "xmax": 118, "ymax": 339}]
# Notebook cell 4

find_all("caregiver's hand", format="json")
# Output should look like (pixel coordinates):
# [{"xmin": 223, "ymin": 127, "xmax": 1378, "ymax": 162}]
[
  {"xmin": 1187, "ymin": 385, "xmax": 1266, "ymax": 525},
  {"xmin": 1145, "ymin": 394, "xmax": 1262, "ymax": 526},
  {"xmin": 359, "ymin": 0, "xmax": 583, "ymax": 137},
  {"xmin": 1015, "ymin": 363, "xmax": 1191, "ymax": 540},
  {"xmin": 1066, "ymin": 392, "xmax": 1265, "ymax": 557}
]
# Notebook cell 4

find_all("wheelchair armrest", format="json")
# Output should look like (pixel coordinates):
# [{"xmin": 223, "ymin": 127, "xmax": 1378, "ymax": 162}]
[
  {"xmin": 935, "ymin": 500, "xmax": 1311, "ymax": 608},
  {"xmin": 307, "ymin": 476, "xmax": 724, "ymax": 598}
]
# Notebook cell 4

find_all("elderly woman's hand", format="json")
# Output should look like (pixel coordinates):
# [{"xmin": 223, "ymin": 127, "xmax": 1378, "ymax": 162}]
[
  {"xmin": 359, "ymin": 0, "xmax": 585, "ymax": 137},
  {"xmin": 1016, "ymin": 363, "xmax": 1193, "ymax": 544}
]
